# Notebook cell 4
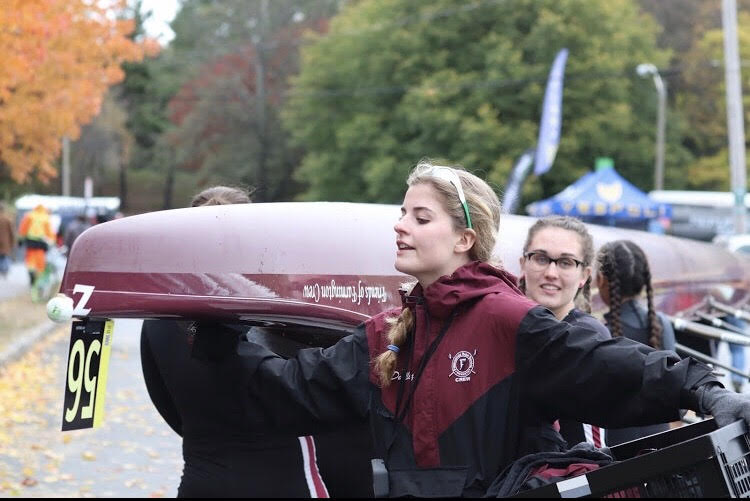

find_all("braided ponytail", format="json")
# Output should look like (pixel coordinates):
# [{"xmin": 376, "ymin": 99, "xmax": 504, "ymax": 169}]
[
  {"xmin": 596, "ymin": 243, "xmax": 622, "ymax": 338},
  {"xmin": 608, "ymin": 259, "xmax": 623, "ymax": 338},
  {"xmin": 596, "ymin": 240, "xmax": 661, "ymax": 346},
  {"xmin": 635, "ymin": 245, "xmax": 663, "ymax": 349},
  {"xmin": 579, "ymin": 279, "xmax": 592, "ymax": 314},
  {"xmin": 374, "ymin": 307, "xmax": 414, "ymax": 387},
  {"xmin": 644, "ymin": 274, "xmax": 662, "ymax": 348}
]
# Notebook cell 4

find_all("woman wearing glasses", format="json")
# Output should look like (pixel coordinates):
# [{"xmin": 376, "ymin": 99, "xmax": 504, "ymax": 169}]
[
  {"xmin": 216, "ymin": 160, "xmax": 750, "ymax": 497},
  {"xmin": 519, "ymin": 216, "xmax": 610, "ymax": 451}
]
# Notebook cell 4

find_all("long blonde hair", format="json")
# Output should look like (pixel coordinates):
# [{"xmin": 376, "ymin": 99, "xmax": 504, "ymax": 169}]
[{"xmin": 374, "ymin": 160, "xmax": 501, "ymax": 386}]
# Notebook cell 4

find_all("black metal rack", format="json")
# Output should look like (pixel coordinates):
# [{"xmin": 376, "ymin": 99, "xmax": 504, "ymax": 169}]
[{"xmin": 514, "ymin": 419, "xmax": 750, "ymax": 498}]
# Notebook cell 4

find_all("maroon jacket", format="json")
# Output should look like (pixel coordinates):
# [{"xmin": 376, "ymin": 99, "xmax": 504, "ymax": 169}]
[
  {"xmin": 231, "ymin": 261, "xmax": 717, "ymax": 497},
  {"xmin": 366, "ymin": 262, "xmax": 533, "ymax": 467}
]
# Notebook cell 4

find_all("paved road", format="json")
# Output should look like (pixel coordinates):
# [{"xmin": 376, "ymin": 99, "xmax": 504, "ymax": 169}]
[
  {"xmin": 1, "ymin": 247, "xmax": 67, "ymax": 301},
  {"xmin": 0, "ymin": 263, "xmax": 30, "ymax": 301},
  {"xmin": 0, "ymin": 319, "xmax": 183, "ymax": 497},
  {"xmin": 0, "ymin": 303, "xmax": 746, "ymax": 498}
]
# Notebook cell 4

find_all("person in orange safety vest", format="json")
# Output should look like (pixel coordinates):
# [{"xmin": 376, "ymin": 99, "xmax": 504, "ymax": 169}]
[{"xmin": 18, "ymin": 204, "xmax": 55, "ymax": 285}]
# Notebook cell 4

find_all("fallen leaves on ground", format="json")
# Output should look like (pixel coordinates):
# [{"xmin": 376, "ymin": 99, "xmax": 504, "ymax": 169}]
[{"xmin": 0, "ymin": 323, "xmax": 182, "ymax": 497}]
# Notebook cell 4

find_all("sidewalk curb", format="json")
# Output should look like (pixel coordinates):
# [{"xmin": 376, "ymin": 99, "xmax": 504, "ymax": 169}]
[{"xmin": 0, "ymin": 319, "xmax": 64, "ymax": 367}]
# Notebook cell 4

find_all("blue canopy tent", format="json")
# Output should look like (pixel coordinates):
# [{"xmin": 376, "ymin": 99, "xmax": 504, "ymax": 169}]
[{"xmin": 525, "ymin": 158, "xmax": 672, "ymax": 231}]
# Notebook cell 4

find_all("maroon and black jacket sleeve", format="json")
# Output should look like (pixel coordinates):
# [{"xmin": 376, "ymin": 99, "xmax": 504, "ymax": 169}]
[{"xmin": 516, "ymin": 305, "xmax": 718, "ymax": 428}]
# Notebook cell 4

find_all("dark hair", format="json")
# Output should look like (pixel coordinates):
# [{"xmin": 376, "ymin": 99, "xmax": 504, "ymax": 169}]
[
  {"xmin": 190, "ymin": 185, "xmax": 255, "ymax": 207},
  {"xmin": 520, "ymin": 216, "xmax": 595, "ymax": 313},
  {"xmin": 596, "ymin": 240, "xmax": 662, "ymax": 348}
]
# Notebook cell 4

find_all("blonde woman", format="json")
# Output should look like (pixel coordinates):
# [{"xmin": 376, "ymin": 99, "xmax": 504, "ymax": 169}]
[{"xmin": 218, "ymin": 161, "xmax": 750, "ymax": 497}]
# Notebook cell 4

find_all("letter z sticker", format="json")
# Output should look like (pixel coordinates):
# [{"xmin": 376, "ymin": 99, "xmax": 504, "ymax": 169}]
[{"xmin": 72, "ymin": 284, "xmax": 95, "ymax": 316}]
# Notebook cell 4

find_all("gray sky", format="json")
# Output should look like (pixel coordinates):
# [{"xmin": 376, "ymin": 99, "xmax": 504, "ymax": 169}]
[{"xmin": 140, "ymin": 0, "xmax": 179, "ymax": 44}]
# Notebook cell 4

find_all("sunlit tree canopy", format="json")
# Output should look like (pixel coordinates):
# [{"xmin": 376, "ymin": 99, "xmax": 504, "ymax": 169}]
[{"xmin": 0, "ymin": 0, "xmax": 159, "ymax": 183}]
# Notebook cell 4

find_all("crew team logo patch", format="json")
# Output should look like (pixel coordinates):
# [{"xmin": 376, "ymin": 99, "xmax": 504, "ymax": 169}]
[{"xmin": 449, "ymin": 349, "xmax": 477, "ymax": 382}]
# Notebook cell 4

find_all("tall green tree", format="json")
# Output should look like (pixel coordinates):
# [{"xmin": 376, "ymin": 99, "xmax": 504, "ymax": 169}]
[
  {"xmin": 672, "ymin": 4, "xmax": 750, "ymax": 191},
  {"xmin": 283, "ymin": 0, "xmax": 687, "ymax": 205},
  {"xmin": 638, "ymin": 0, "xmax": 750, "ymax": 192},
  {"xmin": 111, "ymin": 0, "xmax": 171, "ymax": 210},
  {"xmin": 69, "ymin": 93, "xmax": 131, "ymax": 197},
  {"xmin": 161, "ymin": 0, "xmax": 341, "ymax": 204}
]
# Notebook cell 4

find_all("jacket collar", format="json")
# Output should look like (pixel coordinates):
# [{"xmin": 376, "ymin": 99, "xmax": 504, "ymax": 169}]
[{"xmin": 399, "ymin": 261, "xmax": 523, "ymax": 319}]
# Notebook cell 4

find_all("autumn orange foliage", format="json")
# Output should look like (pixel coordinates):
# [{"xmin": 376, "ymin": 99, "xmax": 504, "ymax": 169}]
[{"xmin": 0, "ymin": 0, "xmax": 160, "ymax": 183}]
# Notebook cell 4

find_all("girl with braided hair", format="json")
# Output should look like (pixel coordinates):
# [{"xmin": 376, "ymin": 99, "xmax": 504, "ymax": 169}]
[
  {"xmin": 519, "ymin": 216, "xmax": 611, "ymax": 451},
  {"xmin": 595, "ymin": 239, "xmax": 678, "ymax": 446}
]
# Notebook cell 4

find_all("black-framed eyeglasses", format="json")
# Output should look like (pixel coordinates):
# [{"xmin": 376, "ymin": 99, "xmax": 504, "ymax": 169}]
[{"xmin": 524, "ymin": 252, "xmax": 584, "ymax": 272}]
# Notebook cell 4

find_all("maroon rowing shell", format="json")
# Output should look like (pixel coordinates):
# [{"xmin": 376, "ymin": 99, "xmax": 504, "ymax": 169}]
[{"xmin": 59, "ymin": 202, "xmax": 750, "ymax": 329}]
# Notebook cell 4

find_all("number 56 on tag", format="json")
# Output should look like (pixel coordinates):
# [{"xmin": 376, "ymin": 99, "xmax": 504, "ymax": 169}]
[{"xmin": 61, "ymin": 319, "xmax": 114, "ymax": 431}]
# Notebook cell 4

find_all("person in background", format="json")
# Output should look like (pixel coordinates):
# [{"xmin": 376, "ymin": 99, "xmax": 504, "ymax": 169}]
[
  {"xmin": 84, "ymin": 207, "xmax": 99, "ymax": 227},
  {"xmin": 595, "ymin": 239, "xmax": 678, "ymax": 446},
  {"xmin": 519, "ymin": 216, "xmax": 610, "ymax": 450},
  {"xmin": 211, "ymin": 161, "xmax": 750, "ymax": 497},
  {"xmin": 17, "ymin": 204, "xmax": 55, "ymax": 285},
  {"xmin": 722, "ymin": 316, "xmax": 747, "ymax": 393},
  {"xmin": 62, "ymin": 213, "xmax": 91, "ymax": 255},
  {"xmin": 0, "ymin": 202, "xmax": 15, "ymax": 278},
  {"xmin": 190, "ymin": 185, "xmax": 254, "ymax": 207},
  {"xmin": 140, "ymin": 185, "xmax": 373, "ymax": 498}
]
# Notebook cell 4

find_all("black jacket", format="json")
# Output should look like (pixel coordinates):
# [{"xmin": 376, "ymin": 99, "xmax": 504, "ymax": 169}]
[
  {"xmin": 141, "ymin": 319, "xmax": 373, "ymax": 498},
  {"xmin": 556, "ymin": 308, "xmax": 611, "ymax": 449},
  {"xmin": 226, "ymin": 262, "xmax": 717, "ymax": 497},
  {"xmin": 603, "ymin": 299, "xmax": 678, "ymax": 446}
]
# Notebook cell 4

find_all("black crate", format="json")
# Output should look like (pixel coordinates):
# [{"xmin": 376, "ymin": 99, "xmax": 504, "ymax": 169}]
[{"xmin": 513, "ymin": 419, "xmax": 750, "ymax": 498}]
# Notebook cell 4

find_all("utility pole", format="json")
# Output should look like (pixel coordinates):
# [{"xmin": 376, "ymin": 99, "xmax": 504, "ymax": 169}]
[
  {"xmin": 636, "ymin": 63, "xmax": 667, "ymax": 191},
  {"xmin": 62, "ymin": 136, "xmax": 71, "ymax": 196},
  {"xmin": 654, "ymin": 76, "xmax": 666, "ymax": 192},
  {"xmin": 722, "ymin": 0, "xmax": 747, "ymax": 234},
  {"xmin": 252, "ymin": 0, "xmax": 269, "ymax": 202}
]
